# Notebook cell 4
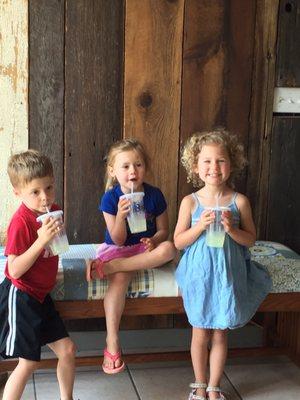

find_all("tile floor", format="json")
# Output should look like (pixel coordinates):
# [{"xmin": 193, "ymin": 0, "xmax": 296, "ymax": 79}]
[{"xmin": 1, "ymin": 355, "xmax": 300, "ymax": 399}]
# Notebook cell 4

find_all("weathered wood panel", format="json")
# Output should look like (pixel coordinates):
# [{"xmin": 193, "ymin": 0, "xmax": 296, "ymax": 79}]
[
  {"xmin": 267, "ymin": 117, "xmax": 300, "ymax": 253},
  {"xmin": 0, "ymin": 0, "xmax": 28, "ymax": 245},
  {"xmin": 179, "ymin": 0, "xmax": 256, "ymax": 203},
  {"xmin": 246, "ymin": 0, "xmax": 279, "ymax": 238},
  {"xmin": 29, "ymin": 0, "xmax": 65, "ymax": 207},
  {"xmin": 124, "ymin": 0, "xmax": 184, "ymax": 233},
  {"xmin": 65, "ymin": 0, "xmax": 124, "ymax": 243},
  {"xmin": 276, "ymin": 0, "xmax": 300, "ymax": 86}
]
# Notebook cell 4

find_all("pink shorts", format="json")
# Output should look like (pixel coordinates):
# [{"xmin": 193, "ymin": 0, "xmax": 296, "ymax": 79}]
[{"xmin": 96, "ymin": 242, "xmax": 146, "ymax": 262}]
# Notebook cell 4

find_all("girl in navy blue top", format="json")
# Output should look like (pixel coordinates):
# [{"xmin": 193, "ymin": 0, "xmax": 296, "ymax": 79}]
[{"xmin": 87, "ymin": 138, "xmax": 176, "ymax": 374}]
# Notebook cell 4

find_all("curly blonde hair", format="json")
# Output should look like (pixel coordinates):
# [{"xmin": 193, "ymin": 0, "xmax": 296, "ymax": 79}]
[
  {"xmin": 104, "ymin": 138, "xmax": 149, "ymax": 191},
  {"xmin": 181, "ymin": 128, "xmax": 247, "ymax": 188}
]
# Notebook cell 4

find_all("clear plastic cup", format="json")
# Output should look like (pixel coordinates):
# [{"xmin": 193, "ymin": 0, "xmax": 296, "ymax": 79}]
[
  {"xmin": 120, "ymin": 192, "xmax": 147, "ymax": 234},
  {"xmin": 36, "ymin": 210, "xmax": 69, "ymax": 255},
  {"xmin": 205, "ymin": 207, "xmax": 230, "ymax": 248}
]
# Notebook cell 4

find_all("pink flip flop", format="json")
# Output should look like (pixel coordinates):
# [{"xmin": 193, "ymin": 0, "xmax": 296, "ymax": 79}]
[
  {"xmin": 102, "ymin": 348, "xmax": 125, "ymax": 374},
  {"xmin": 86, "ymin": 259, "xmax": 106, "ymax": 281}
]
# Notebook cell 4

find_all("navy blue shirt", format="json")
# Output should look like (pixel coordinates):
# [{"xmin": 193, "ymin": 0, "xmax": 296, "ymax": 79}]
[{"xmin": 100, "ymin": 183, "xmax": 167, "ymax": 245}]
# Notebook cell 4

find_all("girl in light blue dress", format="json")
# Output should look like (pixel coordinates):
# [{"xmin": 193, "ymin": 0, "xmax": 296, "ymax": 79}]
[{"xmin": 174, "ymin": 129, "xmax": 272, "ymax": 400}]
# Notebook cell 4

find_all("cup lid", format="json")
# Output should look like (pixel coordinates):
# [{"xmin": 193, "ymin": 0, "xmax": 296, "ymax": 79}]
[
  {"xmin": 36, "ymin": 210, "xmax": 63, "ymax": 223},
  {"xmin": 120, "ymin": 192, "xmax": 145, "ymax": 199}
]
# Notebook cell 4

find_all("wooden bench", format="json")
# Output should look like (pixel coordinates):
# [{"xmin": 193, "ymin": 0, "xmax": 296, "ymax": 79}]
[{"xmin": 1, "ymin": 241, "xmax": 300, "ymax": 372}]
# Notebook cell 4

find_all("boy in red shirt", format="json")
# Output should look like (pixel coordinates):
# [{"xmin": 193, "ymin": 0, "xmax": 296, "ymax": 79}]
[{"xmin": 0, "ymin": 150, "xmax": 76, "ymax": 400}]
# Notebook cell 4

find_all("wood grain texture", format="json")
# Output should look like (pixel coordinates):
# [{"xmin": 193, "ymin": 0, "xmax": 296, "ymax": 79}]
[
  {"xmin": 0, "ymin": 0, "xmax": 28, "ymax": 245},
  {"xmin": 246, "ymin": 0, "xmax": 279, "ymax": 237},
  {"xmin": 65, "ymin": 0, "xmax": 124, "ymax": 243},
  {"xmin": 178, "ymin": 0, "xmax": 256, "ymax": 202},
  {"xmin": 124, "ymin": 0, "xmax": 184, "ymax": 233},
  {"xmin": 276, "ymin": 0, "xmax": 300, "ymax": 86},
  {"xmin": 267, "ymin": 117, "xmax": 300, "ymax": 253},
  {"xmin": 52, "ymin": 292, "xmax": 300, "ymax": 320},
  {"xmin": 29, "ymin": 0, "xmax": 65, "ymax": 206}
]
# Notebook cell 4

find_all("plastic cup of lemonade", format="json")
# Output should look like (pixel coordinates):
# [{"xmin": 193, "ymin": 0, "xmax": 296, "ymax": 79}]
[
  {"xmin": 120, "ymin": 192, "xmax": 147, "ymax": 234},
  {"xmin": 205, "ymin": 207, "xmax": 230, "ymax": 248},
  {"xmin": 36, "ymin": 210, "xmax": 69, "ymax": 255}
]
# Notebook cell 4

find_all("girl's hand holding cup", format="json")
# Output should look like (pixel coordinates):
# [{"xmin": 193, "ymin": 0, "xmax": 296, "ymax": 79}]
[
  {"xmin": 221, "ymin": 209, "xmax": 233, "ymax": 233},
  {"xmin": 117, "ymin": 197, "xmax": 131, "ymax": 220},
  {"xmin": 199, "ymin": 209, "xmax": 215, "ymax": 231}
]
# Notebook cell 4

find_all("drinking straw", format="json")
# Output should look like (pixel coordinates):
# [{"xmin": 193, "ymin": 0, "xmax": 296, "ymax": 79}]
[
  {"xmin": 215, "ymin": 193, "xmax": 220, "ymax": 229},
  {"xmin": 131, "ymin": 181, "xmax": 134, "ymax": 195},
  {"xmin": 46, "ymin": 206, "xmax": 50, "ymax": 213}
]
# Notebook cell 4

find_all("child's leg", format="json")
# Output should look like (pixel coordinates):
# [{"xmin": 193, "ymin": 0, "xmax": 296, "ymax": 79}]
[
  {"xmin": 190, "ymin": 327, "xmax": 211, "ymax": 397},
  {"xmin": 103, "ymin": 271, "xmax": 133, "ymax": 369},
  {"xmin": 48, "ymin": 337, "xmax": 76, "ymax": 400},
  {"xmin": 207, "ymin": 329, "xmax": 228, "ymax": 400},
  {"xmin": 2, "ymin": 358, "xmax": 39, "ymax": 400},
  {"xmin": 95, "ymin": 240, "xmax": 176, "ymax": 277}
]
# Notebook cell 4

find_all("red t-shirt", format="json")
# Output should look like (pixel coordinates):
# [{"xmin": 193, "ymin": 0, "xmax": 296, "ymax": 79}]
[{"xmin": 4, "ymin": 203, "xmax": 61, "ymax": 302}]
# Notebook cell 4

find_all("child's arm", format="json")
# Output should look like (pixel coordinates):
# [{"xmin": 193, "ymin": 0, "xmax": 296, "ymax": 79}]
[
  {"xmin": 8, "ymin": 216, "xmax": 60, "ymax": 279},
  {"xmin": 222, "ymin": 193, "xmax": 256, "ymax": 247},
  {"xmin": 174, "ymin": 195, "xmax": 213, "ymax": 250},
  {"xmin": 140, "ymin": 210, "xmax": 169, "ymax": 251},
  {"xmin": 103, "ymin": 197, "xmax": 131, "ymax": 246}
]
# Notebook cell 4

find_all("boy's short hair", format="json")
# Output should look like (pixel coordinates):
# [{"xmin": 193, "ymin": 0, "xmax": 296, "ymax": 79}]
[{"xmin": 7, "ymin": 149, "xmax": 53, "ymax": 188}]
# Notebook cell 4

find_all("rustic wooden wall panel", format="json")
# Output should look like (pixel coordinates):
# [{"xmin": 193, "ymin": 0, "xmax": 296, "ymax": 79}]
[
  {"xmin": 267, "ymin": 117, "xmax": 300, "ymax": 253},
  {"xmin": 29, "ymin": 0, "xmax": 65, "ymax": 207},
  {"xmin": 124, "ymin": 0, "xmax": 184, "ymax": 233},
  {"xmin": 65, "ymin": 0, "xmax": 124, "ymax": 243},
  {"xmin": 246, "ymin": 0, "xmax": 279, "ymax": 237},
  {"xmin": 178, "ymin": 0, "xmax": 256, "ymax": 202},
  {"xmin": 276, "ymin": 0, "xmax": 300, "ymax": 86},
  {"xmin": 0, "ymin": 0, "xmax": 28, "ymax": 245},
  {"xmin": 178, "ymin": 0, "xmax": 225, "ymax": 199}
]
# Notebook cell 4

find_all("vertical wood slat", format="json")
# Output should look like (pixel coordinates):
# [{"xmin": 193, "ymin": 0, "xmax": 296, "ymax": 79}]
[
  {"xmin": 179, "ymin": 0, "xmax": 225, "ymax": 200},
  {"xmin": 0, "ymin": 0, "xmax": 28, "ymax": 245},
  {"xmin": 124, "ymin": 0, "xmax": 184, "ymax": 233},
  {"xmin": 267, "ymin": 117, "xmax": 300, "ymax": 253},
  {"xmin": 178, "ymin": 0, "xmax": 256, "ymax": 203},
  {"xmin": 65, "ymin": 0, "xmax": 124, "ymax": 243},
  {"xmin": 276, "ymin": 0, "xmax": 300, "ymax": 86},
  {"xmin": 246, "ymin": 0, "xmax": 279, "ymax": 238},
  {"xmin": 29, "ymin": 0, "xmax": 65, "ymax": 207}
]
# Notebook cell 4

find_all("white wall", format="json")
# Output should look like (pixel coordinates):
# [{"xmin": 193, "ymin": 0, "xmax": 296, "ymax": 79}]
[{"xmin": 0, "ymin": 0, "xmax": 28, "ymax": 245}]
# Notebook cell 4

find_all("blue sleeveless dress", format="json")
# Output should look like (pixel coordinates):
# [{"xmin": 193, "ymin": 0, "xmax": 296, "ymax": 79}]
[{"xmin": 175, "ymin": 193, "xmax": 272, "ymax": 329}]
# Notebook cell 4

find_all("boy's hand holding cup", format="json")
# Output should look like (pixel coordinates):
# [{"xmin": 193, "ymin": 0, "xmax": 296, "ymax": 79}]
[{"xmin": 36, "ymin": 211, "xmax": 69, "ymax": 256}]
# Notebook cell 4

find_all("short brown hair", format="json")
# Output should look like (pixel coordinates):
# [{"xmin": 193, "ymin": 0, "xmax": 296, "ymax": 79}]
[{"xmin": 7, "ymin": 149, "xmax": 53, "ymax": 188}]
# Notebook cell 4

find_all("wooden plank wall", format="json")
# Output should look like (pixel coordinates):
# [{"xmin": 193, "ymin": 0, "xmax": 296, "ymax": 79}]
[
  {"xmin": 274, "ymin": 0, "xmax": 300, "ymax": 366},
  {"xmin": 64, "ymin": 0, "xmax": 124, "ymax": 243},
  {"xmin": 124, "ymin": 0, "xmax": 184, "ymax": 234},
  {"xmin": 28, "ymin": 0, "xmax": 266, "ymax": 245},
  {"xmin": 28, "ymin": 1, "xmax": 300, "ymax": 340},
  {"xmin": 179, "ymin": 0, "xmax": 256, "ymax": 203}
]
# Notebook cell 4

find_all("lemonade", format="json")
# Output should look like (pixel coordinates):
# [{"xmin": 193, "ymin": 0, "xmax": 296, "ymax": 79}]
[
  {"xmin": 50, "ymin": 233, "xmax": 69, "ymax": 255},
  {"xmin": 206, "ymin": 231, "xmax": 225, "ymax": 248},
  {"xmin": 127, "ymin": 213, "xmax": 147, "ymax": 234}
]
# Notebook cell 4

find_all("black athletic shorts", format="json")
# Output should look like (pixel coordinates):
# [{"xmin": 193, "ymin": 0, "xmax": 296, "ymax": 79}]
[{"xmin": 0, "ymin": 278, "xmax": 69, "ymax": 361}]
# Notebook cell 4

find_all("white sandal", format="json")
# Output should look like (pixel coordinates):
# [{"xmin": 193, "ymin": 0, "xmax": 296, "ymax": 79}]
[
  {"xmin": 206, "ymin": 386, "xmax": 227, "ymax": 399},
  {"xmin": 188, "ymin": 382, "xmax": 207, "ymax": 400}
]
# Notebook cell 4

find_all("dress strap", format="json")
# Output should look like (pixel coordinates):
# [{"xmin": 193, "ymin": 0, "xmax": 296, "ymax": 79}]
[
  {"xmin": 192, "ymin": 192, "xmax": 201, "ymax": 206},
  {"xmin": 231, "ymin": 192, "xmax": 238, "ymax": 204}
]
